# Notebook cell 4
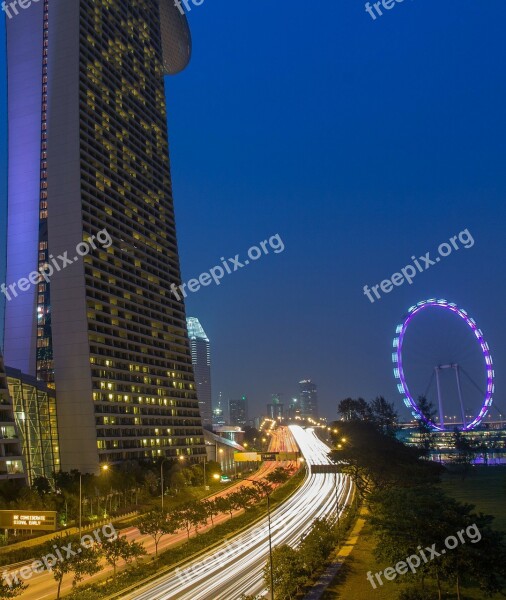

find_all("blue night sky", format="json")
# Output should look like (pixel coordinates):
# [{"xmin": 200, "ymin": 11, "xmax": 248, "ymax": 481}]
[{"xmin": 1, "ymin": 1, "xmax": 505, "ymax": 422}]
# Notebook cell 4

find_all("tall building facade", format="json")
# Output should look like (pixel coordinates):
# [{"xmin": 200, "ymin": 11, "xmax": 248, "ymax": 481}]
[
  {"xmin": 187, "ymin": 318, "xmax": 212, "ymax": 427},
  {"xmin": 4, "ymin": 0, "xmax": 205, "ymax": 472},
  {"xmin": 229, "ymin": 396, "xmax": 248, "ymax": 427},
  {"xmin": 299, "ymin": 380, "xmax": 318, "ymax": 418}
]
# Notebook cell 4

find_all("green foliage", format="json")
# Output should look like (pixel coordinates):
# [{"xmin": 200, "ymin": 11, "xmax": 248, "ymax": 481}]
[
  {"xmin": 0, "ymin": 576, "xmax": 26, "ymax": 599},
  {"xmin": 176, "ymin": 501, "xmax": 208, "ymax": 538},
  {"xmin": 452, "ymin": 429, "xmax": 479, "ymax": 480},
  {"xmin": 264, "ymin": 516, "xmax": 341, "ymax": 599},
  {"xmin": 415, "ymin": 396, "xmax": 438, "ymax": 456},
  {"xmin": 337, "ymin": 397, "xmax": 372, "ymax": 422},
  {"xmin": 264, "ymin": 545, "xmax": 307, "ymax": 600},
  {"xmin": 370, "ymin": 485, "xmax": 506, "ymax": 598},
  {"xmin": 330, "ymin": 420, "xmax": 443, "ymax": 497},
  {"xmin": 266, "ymin": 467, "xmax": 291, "ymax": 484},
  {"xmin": 39, "ymin": 534, "xmax": 101, "ymax": 600},
  {"xmin": 137, "ymin": 509, "xmax": 179, "ymax": 556},
  {"xmin": 101, "ymin": 535, "xmax": 146, "ymax": 577}
]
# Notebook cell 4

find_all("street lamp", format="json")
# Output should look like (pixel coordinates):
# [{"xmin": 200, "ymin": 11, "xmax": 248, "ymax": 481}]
[
  {"xmin": 245, "ymin": 478, "xmax": 274, "ymax": 599},
  {"xmin": 100, "ymin": 464, "xmax": 110, "ymax": 519}
]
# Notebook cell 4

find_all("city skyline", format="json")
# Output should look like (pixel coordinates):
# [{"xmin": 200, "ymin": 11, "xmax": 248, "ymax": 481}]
[{"xmin": 1, "ymin": 2, "xmax": 505, "ymax": 423}]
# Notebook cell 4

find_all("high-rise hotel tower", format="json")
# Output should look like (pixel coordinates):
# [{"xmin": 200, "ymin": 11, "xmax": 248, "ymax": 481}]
[
  {"xmin": 186, "ymin": 318, "xmax": 212, "ymax": 428},
  {"xmin": 4, "ymin": 0, "xmax": 205, "ymax": 472}
]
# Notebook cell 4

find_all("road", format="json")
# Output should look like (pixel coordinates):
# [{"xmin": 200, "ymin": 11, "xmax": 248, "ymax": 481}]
[
  {"xmin": 125, "ymin": 425, "xmax": 353, "ymax": 600},
  {"xmin": 9, "ymin": 429, "xmax": 295, "ymax": 600},
  {"xmin": 267, "ymin": 424, "xmax": 299, "ymax": 454}
]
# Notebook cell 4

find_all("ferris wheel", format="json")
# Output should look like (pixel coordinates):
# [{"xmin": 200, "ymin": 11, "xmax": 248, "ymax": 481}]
[{"xmin": 392, "ymin": 299, "xmax": 495, "ymax": 431}]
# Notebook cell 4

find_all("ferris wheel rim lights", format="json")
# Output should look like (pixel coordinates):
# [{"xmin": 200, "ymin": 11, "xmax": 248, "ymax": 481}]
[{"xmin": 392, "ymin": 299, "xmax": 494, "ymax": 431}]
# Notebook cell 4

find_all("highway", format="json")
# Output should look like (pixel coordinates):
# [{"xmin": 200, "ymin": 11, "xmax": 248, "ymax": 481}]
[
  {"xmin": 8, "ymin": 430, "xmax": 295, "ymax": 600},
  {"xmin": 125, "ymin": 425, "xmax": 353, "ymax": 600}
]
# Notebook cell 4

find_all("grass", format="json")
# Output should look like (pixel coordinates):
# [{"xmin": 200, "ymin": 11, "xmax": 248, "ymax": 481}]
[
  {"xmin": 324, "ymin": 467, "xmax": 506, "ymax": 600},
  {"xmin": 323, "ymin": 518, "xmax": 504, "ymax": 600},
  {"xmin": 441, "ymin": 465, "xmax": 506, "ymax": 531}
]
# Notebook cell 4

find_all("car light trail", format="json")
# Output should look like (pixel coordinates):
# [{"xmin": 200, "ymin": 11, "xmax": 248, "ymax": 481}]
[{"xmin": 124, "ymin": 425, "xmax": 353, "ymax": 600}]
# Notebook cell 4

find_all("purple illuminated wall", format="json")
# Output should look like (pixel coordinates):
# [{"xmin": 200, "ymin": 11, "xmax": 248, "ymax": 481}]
[{"xmin": 4, "ymin": 4, "xmax": 45, "ymax": 375}]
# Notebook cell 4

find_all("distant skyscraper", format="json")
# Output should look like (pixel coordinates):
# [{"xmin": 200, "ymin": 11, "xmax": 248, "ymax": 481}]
[
  {"xmin": 287, "ymin": 397, "xmax": 301, "ymax": 420},
  {"xmin": 213, "ymin": 392, "xmax": 226, "ymax": 427},
  {"xmin": 267, "ymin": 393, "xmax": 284, "ymax": 419},
  {"xmin": 229, "ymin": 396, "xmax": 248, "ymax": 427},
  {"xmin": 299, "ymin": 380, "xmax": 318, "ymax": 418},
  {"xmin": 187, "ymin": 318, "xmax": 212, "ymax": 427},
  {"xmin": 4, "ymin": 0, "xmax": 204, "ymax": 472}
]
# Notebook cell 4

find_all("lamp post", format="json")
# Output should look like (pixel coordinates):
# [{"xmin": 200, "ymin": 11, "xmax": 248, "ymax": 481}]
[
  {"xmin": 245, "ymin": 478, "xmax": 274, "ymax": 599},
  {"xmin": 160, "ymin": 457, "xmax": 169, "ymax": 511},
  {"xmin": 78, "ymin": 474, "xmax": 82, "ymax": 538},
  {"xmin": 100, "ymin": 464, "xmax": 110, "ymax": 519},
  {"xmin": 334, "ymin": 470, "xmax": 340, "ymax": 546}
]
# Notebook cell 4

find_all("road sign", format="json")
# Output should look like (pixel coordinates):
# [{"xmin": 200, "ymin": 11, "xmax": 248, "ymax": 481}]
[
  {"xmin": 260, "ymin": 452, "xmax": 278, "ymax": 461},
  {"xmin": 234, "ymin": 452, "xmax": 261, "ymax": 462},
  {"xmin": 0, "ymin": 510, "xmax": 57, "ymax": 531}
]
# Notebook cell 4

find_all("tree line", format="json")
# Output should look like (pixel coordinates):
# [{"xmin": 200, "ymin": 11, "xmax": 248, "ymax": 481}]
[{"xmin": 333, "ymin": 396, "xmax": 506, "ymax": 599}]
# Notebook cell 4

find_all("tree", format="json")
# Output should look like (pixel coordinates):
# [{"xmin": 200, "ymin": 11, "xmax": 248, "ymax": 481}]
[
  {"xmin": 0, "ymin": 577, "xmax": 27, "ymax": 599},
  {"xmin": 201, "ymin": 499, "xmax": 220, "ymax": 526},
  {"xmin": 369, "ymin": 485, "xmax": 506, "ymax": 599},
  {"xmin": 337, "ymin": 397, "xmax": 371, "ymax": 422},
  {"xmin": 169, "ymin": 471, "xmax": 186, "ymax": 495},
  {"xmin": 41, "ymin": 535, "xmax": 101, "ymax": 600},
  {"xmin": 177, "ymin": 501, "xmax": 208, "ymax": 539},
  {"xmin": 229, "ymin": 487, "xmax": 257, "ymax": 512},
  {"xmin": 213, "ymin": 495, "xmax": 233, "ymax": 520},
  {"xmin": 102, "ymin": 535, "xmax": 146, "ymax": 578},
  {"xmin": 143, "ymin": 471, "xmax": 159, "ymax": 496},
  {"xmin": 68, "ymin": 544, "xmax": 101, "ymax": 589},
  {"xmin": 263, "ymin": 545, "xmax": 307, "ymax": 600},
  {"xmin": 299, "ymin": 518, "xmax": 336, "ymax": 577},
  {"xmin": 138, "ymin": 509, "xmax": 178, "ymax": 556},
  {"xmin": 369, "ymin": 396, "xmax": 398, "ymax": 436},
  {"xmin": 416, "ymin": 396, "xmax": 438, "ymax": 457},
  {"xmin": 330, "ymin": 420, "xmax": 443, "ymax": 498},
  {"xmin": 252, "ymin": 479, "xmax": 273, "ymax": 498},
  {"xmin": 266, "ymin": 467, "xmax": 290, "ymax": 484},
  {"xmin": 32, "ymin": 476, "xmax": 52, "ymax": 496},
  {"xmin": 452, "ymin": 430, "xmax": 478, "ymax": 480}
]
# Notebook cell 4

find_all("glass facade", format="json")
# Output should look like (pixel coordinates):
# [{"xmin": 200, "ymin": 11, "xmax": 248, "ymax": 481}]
[{"xmin": 6, "ymin": 368, "xmax": 60, "ymax": 485}]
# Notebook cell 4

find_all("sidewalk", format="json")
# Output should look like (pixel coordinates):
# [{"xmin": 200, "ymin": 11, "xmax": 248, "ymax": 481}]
[{"xmin": 303, "ymin": 507, "xmax": 368, "ymax": 600}]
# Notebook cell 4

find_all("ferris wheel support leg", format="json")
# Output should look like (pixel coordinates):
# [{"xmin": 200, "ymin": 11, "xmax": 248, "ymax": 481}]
[
  {"xmin": 435, "ymin": 366, "xmax": 445, "ymax": 429},
  {"xmin": 454, "ymin": 364, "xmax": 466, "ymax": 429}
]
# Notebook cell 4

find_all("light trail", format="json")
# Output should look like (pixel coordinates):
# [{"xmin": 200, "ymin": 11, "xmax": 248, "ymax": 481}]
[{"xmin": 125, "ymin": 425, "xmax": 353, "ymax": 600}]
